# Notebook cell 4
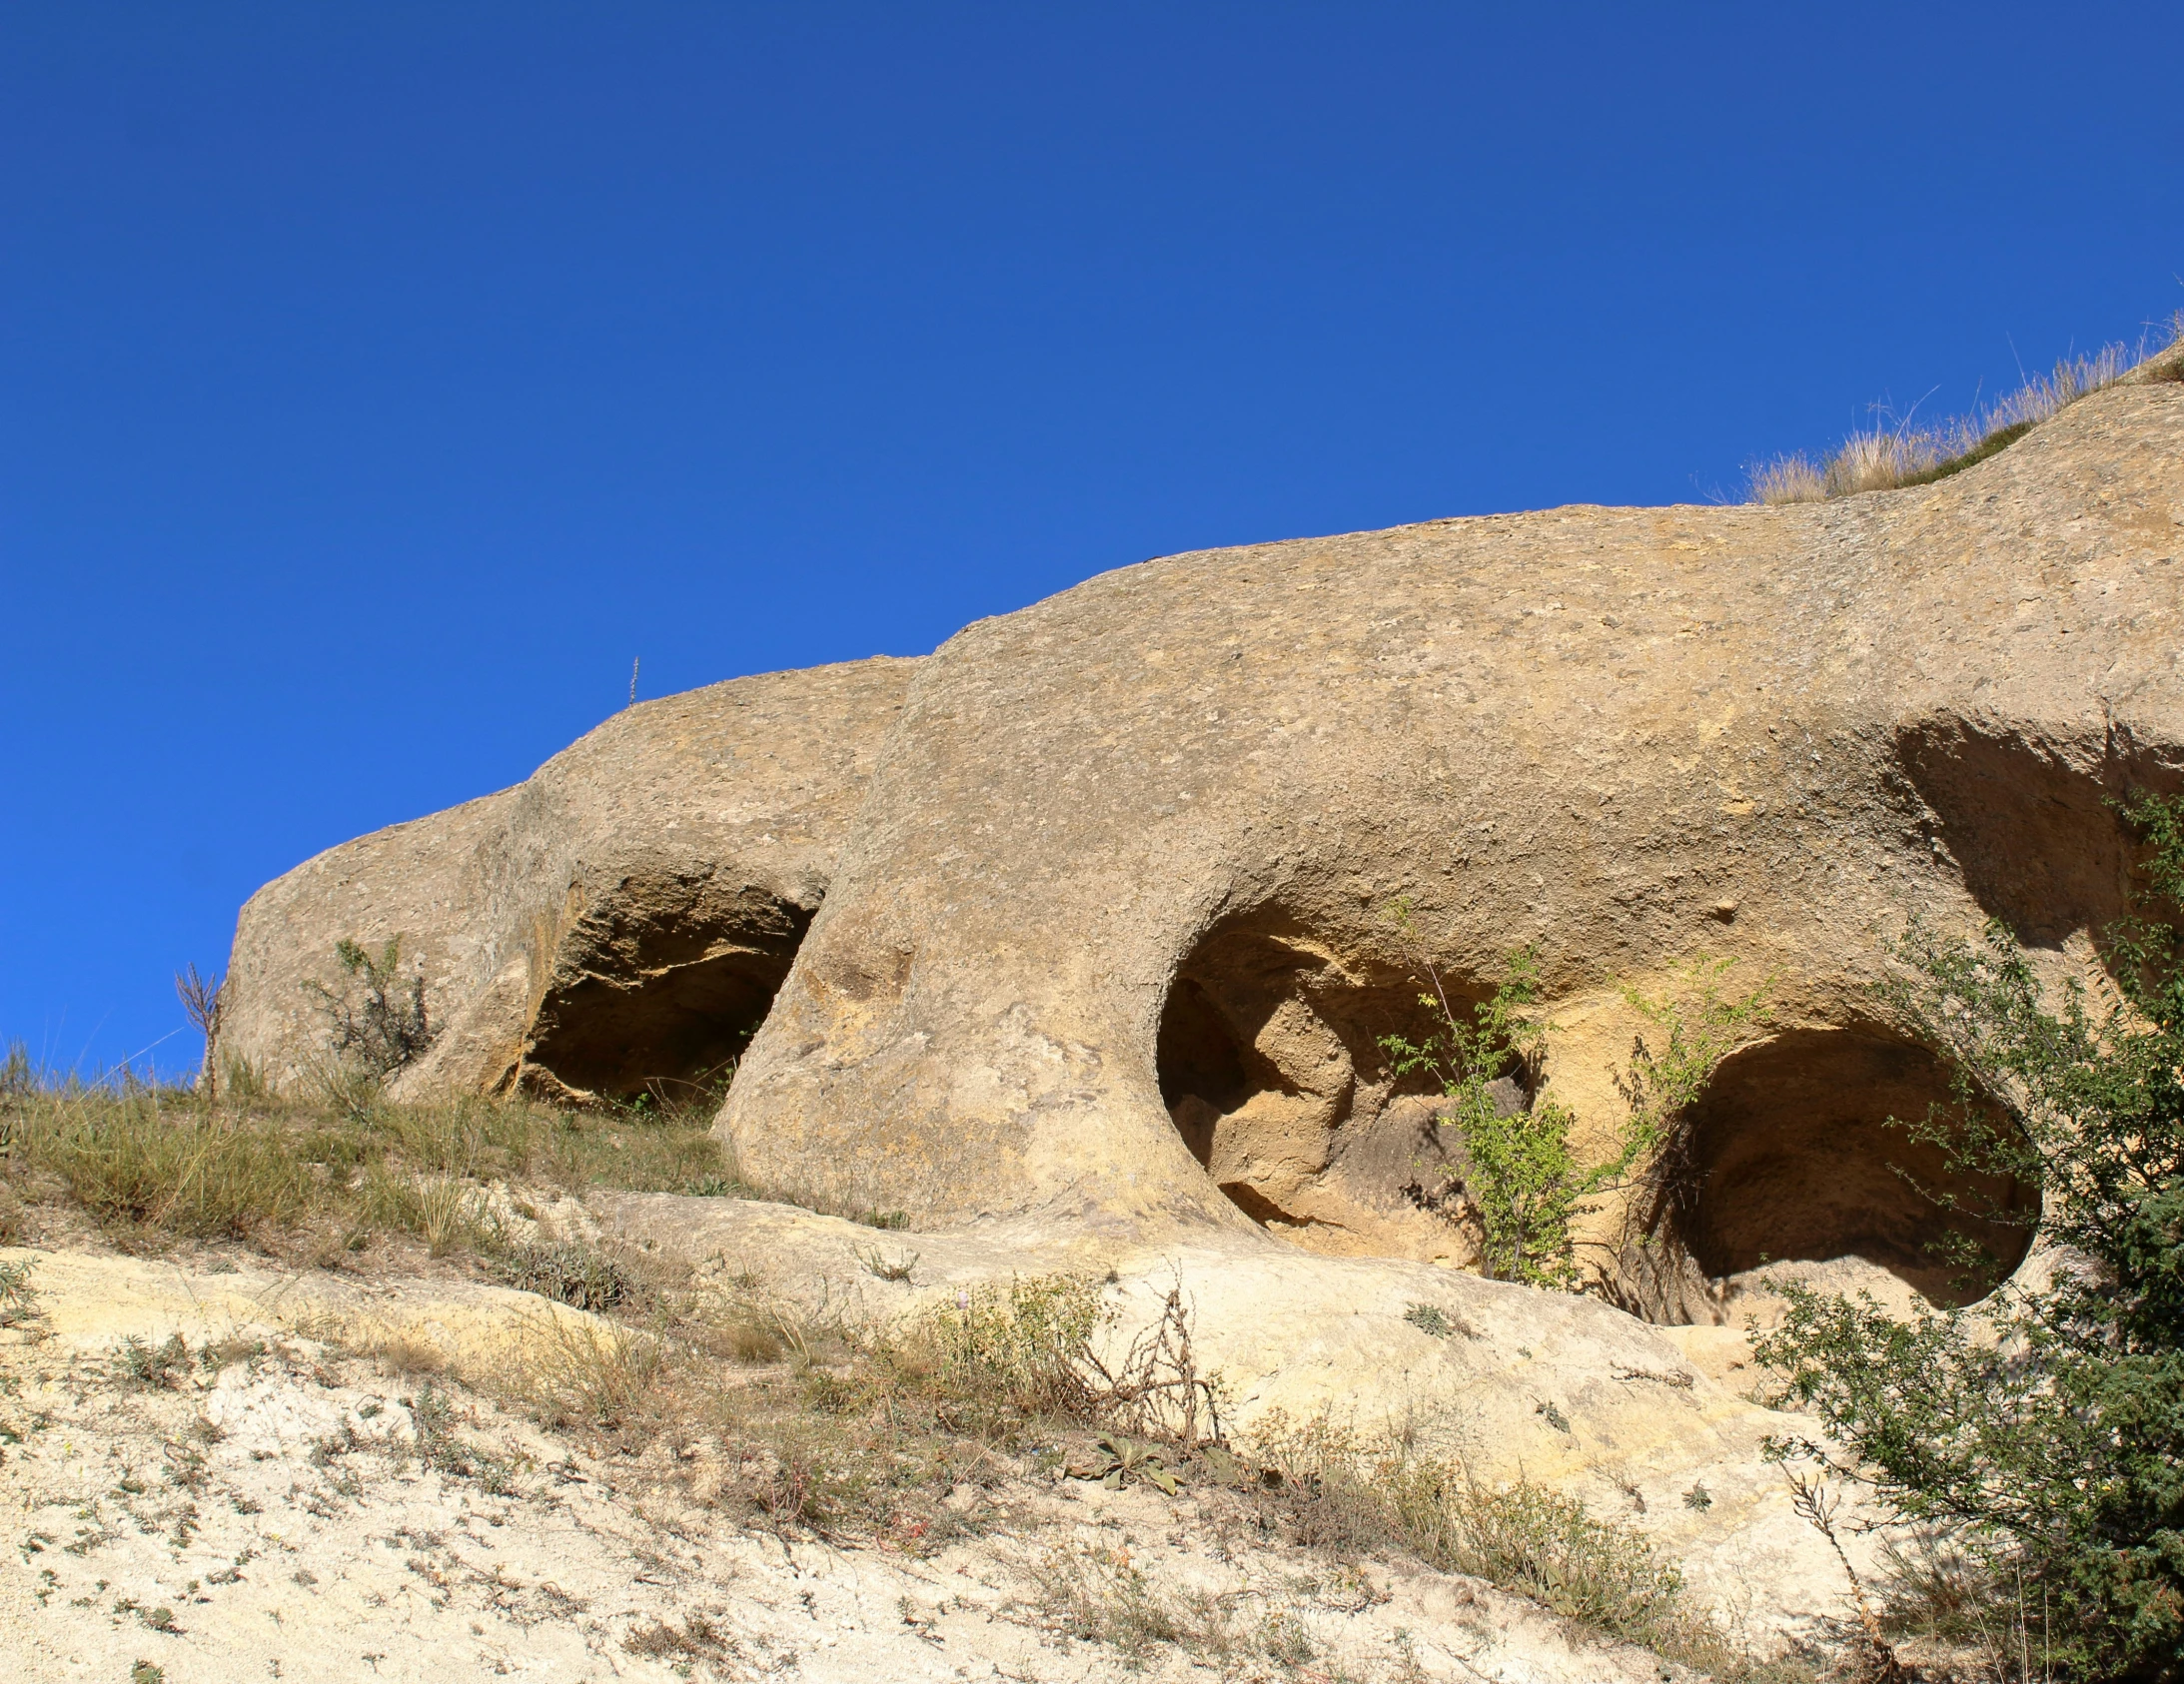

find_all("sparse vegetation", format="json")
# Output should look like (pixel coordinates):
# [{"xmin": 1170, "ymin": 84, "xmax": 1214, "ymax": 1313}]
[
  {"xmin": 622, "ymin": 1611, "xmax": 739, "ymax": 1668},
  {"xmin": 1756, "ymin": 791, "xmax": 2184, "ymax": 1683},
  {"xmin": 0, "ymin": 1255, "xmax": 37, "ymax": 1325},
  {"xmin": 1241, "ymin": 1410, "xmax": 1781, "ymax": 1678},
  {"xmin": 1747, "ymin": 315, "xmax": 2183, "ymax": 504},
  {"xmin": 856, "ymin": 1245, "xmax": 917, "ymax": 1282},
  {"xmin": 485, "ymin": 1237, "xmax": 645, "ymax": 1312},
  {"xmin": 0, "ymin": 1064, "xmax": 734, "ymax": 1254},
  {"xmin": 306, "ymin": 936, "xmax": 436, "ymax": 1078},
  {"xmin": 1034, "ymin": 1543, "xmax": 1244, "ymax": 1668},
  {"xmin": 0, "ymin": 1060, "xmax": 1816, "ymax": 1679},
  {"xmin": 1381, "ymin": 904, "xmax": 1764, "ymax": 1292}
]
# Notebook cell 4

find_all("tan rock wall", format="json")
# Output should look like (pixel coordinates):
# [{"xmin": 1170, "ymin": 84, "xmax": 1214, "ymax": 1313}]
[
  {"xmin": 220, "ymin": 656, "xmax": 917, "ymax": 1101},
  {"xmin": 717, "ymin": 377, "xmax": 2184, "ymax": 1286}
]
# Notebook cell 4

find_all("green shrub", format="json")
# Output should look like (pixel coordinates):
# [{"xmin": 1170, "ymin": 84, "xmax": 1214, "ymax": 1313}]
[
  {"xmin": 1381, "ymin": 908, "xmax": 1763, "ymax": 1290},
  {"xmin": 1756, "ymin": 791, "xmax": 2184, "ymax": 1683},
  {"xmin": 306, "ymin": 936, "xmax": 436, "ymax": 1078}
]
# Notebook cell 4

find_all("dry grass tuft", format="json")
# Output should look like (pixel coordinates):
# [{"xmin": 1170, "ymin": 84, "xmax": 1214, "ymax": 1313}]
[
  {"xmin": 519, "ymin": 1316, "xmax": 671, "ymax": 1432},
  {"xmin": 367, "ymin": 1329, "xmax": 451, "ymax": 1376},
  {"xmin": 0, "ymin": 1053, "xmax": 737, "ymax": 1258},
  {"xmin": 1241, "ymin": 1410, "xmax": 1795, "ymax": 1681},
  {"xmin": 1747, "ymin": 320, "xmax": 2181, "ymax": 505}
]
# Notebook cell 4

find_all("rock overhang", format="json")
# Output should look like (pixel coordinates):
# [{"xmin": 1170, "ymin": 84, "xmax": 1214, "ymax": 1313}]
[{"xmin": 717, "ymin": 379, "xmax": 2184, "ymax": 1289}]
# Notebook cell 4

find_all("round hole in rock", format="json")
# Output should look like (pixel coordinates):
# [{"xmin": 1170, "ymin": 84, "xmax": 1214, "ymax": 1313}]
[
  {"xmin": 1674, "ymin": 1026, "xmax": 2036, "ymax": 1306},
  {"xmin": 1154, "ymin": 919, "xmax": 1486, "ymax": 1260},
  {"xmin": 522, "ymin": 883, "xmax": 813, "ymax": 1108}
]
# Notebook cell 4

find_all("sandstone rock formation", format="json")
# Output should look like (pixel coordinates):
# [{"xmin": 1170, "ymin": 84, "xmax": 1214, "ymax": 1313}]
[
  {"xmin": 227, "ymin": 357, "xmax": 2184, "ymax": 1312},
  {"xmin": 219, "ymin": 657, "xmax": 917, "ymax": 1104},
  {"xmin": 717, "ymin": 357, "xmax": 2184, "ymax": 1308},
  {"xmin": 215, "ymin": 353, "xmax": 2183, "ymax": 1641}
]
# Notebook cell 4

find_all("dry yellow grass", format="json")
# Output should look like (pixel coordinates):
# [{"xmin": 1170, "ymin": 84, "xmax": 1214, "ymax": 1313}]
[
  {"xmin": 1748, "ymin": 318, "xmax": 2181, "ymax": 505},
  {"xmin": 0, "ymin": 1062, "xmax": 737, "ymax": 1253}
]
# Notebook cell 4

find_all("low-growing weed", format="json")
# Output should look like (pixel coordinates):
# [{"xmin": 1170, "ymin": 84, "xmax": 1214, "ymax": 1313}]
[
  {"xmin": 857, "ymin": 1246, "xmax": 918, "ymax": 1282},
  {"xmin": 0, "ymin": 1256, "xmax": 36, "ymax": 1326},
  {"xmin": 622, "ymin": 1611, "xmax": 740, "ymax": 1667},
  {"xmin": 115, "ymin": 1334, "xmax": 194, "ymax": 1391},
  {"xmin": 486, "ymin": 1240, "xmax": 644, "ymax": 1312}
]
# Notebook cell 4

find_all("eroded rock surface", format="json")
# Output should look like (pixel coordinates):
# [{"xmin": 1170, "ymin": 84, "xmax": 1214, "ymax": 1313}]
[
  {"xmin": 213, "ymin": 357, "xmax": 2184, "ymax": 1644},
  {"xmin": 220, "ymin": 657, "xmax": 917, "ymax": 1104},
  {"xmin": 718, "ymin": 366, "xmax": 2184, "ymax": 1298}
]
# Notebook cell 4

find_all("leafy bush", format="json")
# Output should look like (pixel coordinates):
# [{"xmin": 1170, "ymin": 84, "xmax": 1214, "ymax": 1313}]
[
  {"xmin": 1381, "ymin": 908, "xmax": 1764, "ymax": 1290},
  {"xmin": 1756, "ymin": 791, "xmax": 2184, "ymax": 1683}
]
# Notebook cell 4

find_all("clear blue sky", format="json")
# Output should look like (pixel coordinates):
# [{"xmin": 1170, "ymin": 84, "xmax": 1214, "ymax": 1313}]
[{"xmin": 4, "ymin": 3, "xmax": 2180, "ymax": 1075}]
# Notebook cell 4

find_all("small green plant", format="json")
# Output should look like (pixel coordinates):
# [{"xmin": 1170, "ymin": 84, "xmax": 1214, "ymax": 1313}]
[
  {"xmin": 116, "ymin": 1333, "xmax": 194, "ymax": 1391},
  {"xmin": 131, "ymin": 1662, "xmax": 165, "ymax": 1684},
  {"xmin": 306, "ymin": 937, "xmax": 436, "ymax": 1078},
  {"xmin": 0, "ymin": 1257, "xmax": 35, "ymax": 1327},
  {"xmin": 1381, "ymin": 905, "xmax": 1763, "ymax": 1290},
  {"xmin": 856, "ymin": 1247, "xmax": 918, "ymax": 1282},
  {"xmin": 1087, "ymin": 1431, "xmax": 1180, "ymax": 1494},
  {"xmin": 410, "ymin": 1381, "xmax": 519, "ymax": 1491},
  {"xmin": 1402, "ymin": 1301, "xmax": 1457, "ymax": 1338},
  {"xmin": 1380, "ymin": 936, "xmax": 1595, "ymax": 1288}
]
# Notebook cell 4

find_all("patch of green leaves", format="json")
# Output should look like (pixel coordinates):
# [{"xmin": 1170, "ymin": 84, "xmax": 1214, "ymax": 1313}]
[
  {"xmin": 1756, "ymin": 791, "xmax": 2184, "ymax": 1682},
  {"xmin": 1381, "ymin": 907, "xmax": 1764, "ymax": 1290}
]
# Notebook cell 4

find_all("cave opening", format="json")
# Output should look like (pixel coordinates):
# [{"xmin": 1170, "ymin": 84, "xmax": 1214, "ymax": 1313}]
[
  {"xmin": 1153, "ymin": 916, "xmax": 1483, "ymax": 1255},
  {"xmin": 1658, "ymin": 1025, "xmax": 2036, "ymax": 1308},
  {"xmin": 521, "ymin": 882, "xmax": 813, "ymax": 1108}
]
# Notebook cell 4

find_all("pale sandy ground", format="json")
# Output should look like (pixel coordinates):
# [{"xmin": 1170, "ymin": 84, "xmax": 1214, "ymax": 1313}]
[{"xmin": 0, "ymin": 1247, "xmax": 1722, "ymax": 1684}]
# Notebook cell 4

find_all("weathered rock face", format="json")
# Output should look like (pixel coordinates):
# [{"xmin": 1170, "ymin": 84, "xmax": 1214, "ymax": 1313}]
[
  {"xmin": 219, "ymin": 657, "xmax": 917, "ymax": 1103},
  {"xmin": 218, "ymin": 356, "xmax": 2183, "ymax": 1643},
  {"xmin": 226, "ymin": 365, "xmax": 2184, "ymax": 1309},
  {"xmin": 717, "ymin": 366, "xmax": 2184, "ymax": 1297}
]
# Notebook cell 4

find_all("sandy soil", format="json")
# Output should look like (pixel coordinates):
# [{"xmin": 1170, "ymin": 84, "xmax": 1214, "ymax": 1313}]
[{"xmin": 0, "ymin": 1246, "xmax": 1701, "ymax": 1684}]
